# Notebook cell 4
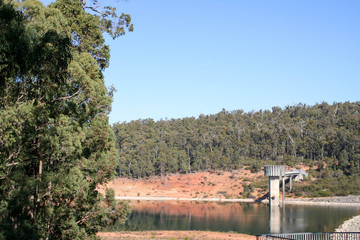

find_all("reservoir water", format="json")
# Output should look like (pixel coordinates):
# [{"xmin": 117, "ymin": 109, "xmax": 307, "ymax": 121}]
[{"xmin": 109, "ymin": 201, "xmax": 360, "ymax": 235}]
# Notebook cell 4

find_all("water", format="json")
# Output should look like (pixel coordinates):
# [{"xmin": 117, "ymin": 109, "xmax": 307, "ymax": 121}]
[{"xmin": 109, "ymin": 201, "xmax": 360, "ymax": 235}]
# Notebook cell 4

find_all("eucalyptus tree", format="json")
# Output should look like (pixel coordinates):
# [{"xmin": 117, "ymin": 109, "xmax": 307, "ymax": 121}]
[{"xmin": 0, "ymin": 0, "xmax": 132, "ymax": 238}]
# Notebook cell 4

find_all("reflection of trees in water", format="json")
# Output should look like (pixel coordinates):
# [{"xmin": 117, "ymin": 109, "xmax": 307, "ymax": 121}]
[
  {"xmin": 104, "ymin": 202, "xmax": 360, "ymax": 235},
  {"xmin": 105, "ymin": 202, "xmax": 269, "ymax": 234},
  {"xmin": 108, "ymin": 210, "xmax": 194, "ymax": 231},
  {"xmin": 281, "ymin": 205, "xmax": 360, "ymax": 233},
  {"xmin": 133, "ymin": 201, "xmax": 247, "ymax": 219},
  {"xmin": 242, "ymin": 202, "xmax": 254, "ymax": 211}
]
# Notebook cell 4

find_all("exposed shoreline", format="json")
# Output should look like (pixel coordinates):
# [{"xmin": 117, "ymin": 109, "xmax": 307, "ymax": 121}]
[
  {"xmin": 115, "ymin": 196, "xmax": 255, "ymax": 202},
  {"xmin": 98, "ymin": 230, "xmax": 256, "ymax": 240},
  {"xmin": 116, "ymin": 195, "xmax": 360, "ymax": 207}
]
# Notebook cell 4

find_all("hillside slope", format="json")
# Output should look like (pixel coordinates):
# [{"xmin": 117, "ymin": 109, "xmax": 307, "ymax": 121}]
[
  {"xmin": 102, "ymin": 168, "xmax": 264, "ymax": 199},
  {"xmin": 113, "ymin": 102, "xmax": 360, "ymax": 180}
]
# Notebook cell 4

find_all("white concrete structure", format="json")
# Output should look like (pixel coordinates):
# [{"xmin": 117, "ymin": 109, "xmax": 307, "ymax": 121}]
[{"xmin": 264, "ymin": 165, "xmax": 286, "ymax": 207}]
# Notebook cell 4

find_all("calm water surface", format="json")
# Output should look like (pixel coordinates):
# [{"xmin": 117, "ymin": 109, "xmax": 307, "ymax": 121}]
[{"xmin": 110, "ymin": 201, "xmax": 360, "ymax": 235}]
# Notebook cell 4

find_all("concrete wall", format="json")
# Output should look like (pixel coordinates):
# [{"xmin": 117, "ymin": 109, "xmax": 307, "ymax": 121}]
[
  {"xmin": 264, "ymin": 165, "xmax": 285, "ymax": 177},
  {"xmin": 269, "ymin": 176, "xmax": 280, "ymax": 207}
]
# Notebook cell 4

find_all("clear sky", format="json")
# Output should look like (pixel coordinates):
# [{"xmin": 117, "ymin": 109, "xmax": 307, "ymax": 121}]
[{"xmin": 46, "ymin": 0, "xmax": 360, "ymax": 124}]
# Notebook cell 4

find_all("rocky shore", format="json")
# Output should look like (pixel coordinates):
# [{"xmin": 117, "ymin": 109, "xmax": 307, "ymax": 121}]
[
  {"xmin": 295, "ymin": 195, "xmax": 360, "ymax": 204},
  {"xmin": 336, "ymin": 215, "xmax": 360, "ymax": 232},
  {"xmin": 284, "ymin": 195, "xmax": 360, "ymax": 206},
  {"xmin": 334, "ymin": 196, "xmax": 360, "ymax": 232}
]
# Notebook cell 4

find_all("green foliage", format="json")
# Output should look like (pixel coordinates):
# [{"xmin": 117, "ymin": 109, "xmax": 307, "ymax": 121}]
[
  {"xmin": 113, "ymin": 102, "xmax": 360, "ymax": 184},
  {"xmin": 250, "ymin": 162, "xmax": 261, "ymax": 173},
  {"xmin": 0, "ymin": 0, "xmax": 132, "ymax": 238},
  {"xmin": 294, "ymin": 191, "xmax": 303, "ymax": 197},
  {"xmin": 295, "ymin": 174, "xmax": 360, "ymax": 197},
  {"xmin": 112, "ymin": 102, "xmax": 360, "ymax": 197},
  {"xmin": 252, "ymin": 178, "xmax": 268, "ymax": 190},
  {"xmin": 240, "ymin": 183, "xmax": 255, "ymax": 198}
]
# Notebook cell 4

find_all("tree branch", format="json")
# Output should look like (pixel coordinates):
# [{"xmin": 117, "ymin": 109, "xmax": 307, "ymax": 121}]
[
  {"xmin": 0, "ymin": 149, "xmax": 21, "ymax": 180},
  {"xmin": 84, "ymin": 6, "xmax": 102, "ymax": 15},
  {"xmin": 52, "ymin": 88, "xmax": 81, "ymax": 102}
]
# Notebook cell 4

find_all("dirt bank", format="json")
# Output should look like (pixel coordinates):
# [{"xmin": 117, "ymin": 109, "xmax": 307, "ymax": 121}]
[
  {"xmin": 113, "ymin": 195, "xmax": 360, "ymax": 206},
  {"xmin": 97, "ymin": 231, "xmax": 256, "ymax": 240},
  {"xmin": 99, "ymin": 168, "xmax": 266, "ymax": 200},
  {"xmin": 115, "ymin": 196, "xmax": 256, "ymax": 202}
]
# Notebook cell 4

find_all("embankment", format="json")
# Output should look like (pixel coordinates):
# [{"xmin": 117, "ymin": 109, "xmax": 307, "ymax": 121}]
[
  {"xmin": 336, "ymin": 215, "xmax": 360, "ymax": 232},
  {"xmin": 115, "ymin": 195, "xmax": 360, "ymax": 207}
]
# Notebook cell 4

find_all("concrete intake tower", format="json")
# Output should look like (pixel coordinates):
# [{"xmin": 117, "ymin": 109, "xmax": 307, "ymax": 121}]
[{"xmin": 264, "ymin": 165, "xmax": 286, "ymax": 207}]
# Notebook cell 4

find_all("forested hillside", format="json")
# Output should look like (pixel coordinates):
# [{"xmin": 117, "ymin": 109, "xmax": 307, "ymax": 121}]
[{"xmin": 113, "ymin": 102, "xmax": 360, "ymax": 179}]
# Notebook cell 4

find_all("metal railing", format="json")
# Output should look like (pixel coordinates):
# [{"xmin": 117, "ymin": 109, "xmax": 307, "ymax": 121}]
[{"xmin": 257, "ymin": 232, "xmax": 360, "ymax": 240}]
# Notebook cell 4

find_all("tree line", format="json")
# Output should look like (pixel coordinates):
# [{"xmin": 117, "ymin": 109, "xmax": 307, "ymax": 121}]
[{"xmin": 113, "ymin": 102, "xmax": 360, "ymax": 178}]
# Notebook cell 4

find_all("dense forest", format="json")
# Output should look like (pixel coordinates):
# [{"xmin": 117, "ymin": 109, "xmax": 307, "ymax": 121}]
[{"xmin": 113, "ymin": 102, "xmax": 360, "ymax": 179}]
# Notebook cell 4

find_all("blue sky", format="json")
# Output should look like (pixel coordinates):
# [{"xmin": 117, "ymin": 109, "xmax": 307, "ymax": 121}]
[{"xmin": 46, "ymin": 0, "xmax": 360, "ymax": 124}]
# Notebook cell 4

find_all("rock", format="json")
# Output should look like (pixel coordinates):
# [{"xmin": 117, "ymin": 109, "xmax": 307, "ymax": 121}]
[{"xmin": 336, "ymin": 215, "xmax": 360, "ymax": 232}]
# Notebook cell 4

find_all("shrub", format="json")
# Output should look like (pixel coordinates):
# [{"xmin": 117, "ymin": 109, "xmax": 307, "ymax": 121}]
[
  {"xmin": 335, "ymin": 189, "xmax": 350, "ymax": 196},
  {"xmin": 253, "ymin": 179, "xmax": 268, "ymax": 189},
  {"xmin": 295, "ymin": 192, "xmax": 303, "ymax": 197},
  {"xmin": 317, "ymin": 189, "xmax": 332, "ymax": 197}
]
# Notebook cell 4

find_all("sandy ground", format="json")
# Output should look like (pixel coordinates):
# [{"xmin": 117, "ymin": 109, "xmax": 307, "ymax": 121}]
[
  {"xmin": 99, "ymin": 168, "xmax": 266, "ymax": 200},
  {"xmin": 97, "ymin": 231, "xmax": 256, "ymax": 240}
]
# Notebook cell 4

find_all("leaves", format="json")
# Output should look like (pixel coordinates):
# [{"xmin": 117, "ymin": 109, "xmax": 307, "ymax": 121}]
[{"xmin": 0, "ymin": 0, "xmax": 131, "ymax": 238}]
